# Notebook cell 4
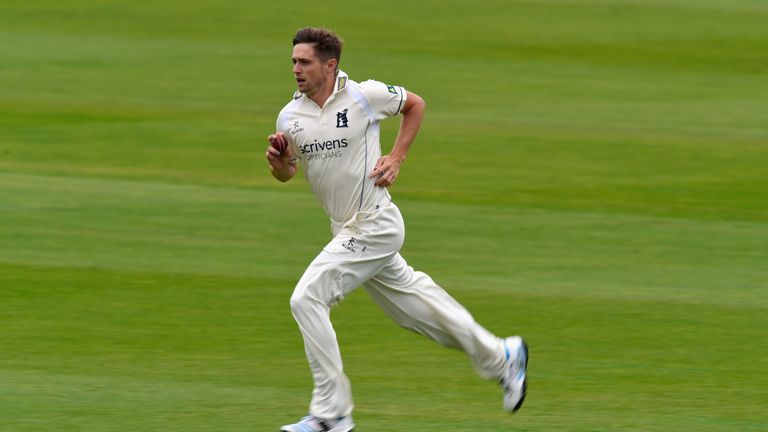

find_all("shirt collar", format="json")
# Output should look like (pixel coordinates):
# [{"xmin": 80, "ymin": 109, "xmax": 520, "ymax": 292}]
[
  {"xmin": 334, "ymin": 70, "xmax": 349, "ymax": 94},
  {"xmin": 292, "ymin": 70, "xmax": 349, "ymax": 101}
]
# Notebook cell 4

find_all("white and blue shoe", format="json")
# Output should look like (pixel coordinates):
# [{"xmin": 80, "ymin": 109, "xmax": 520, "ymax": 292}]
[
  {"xmin": 501, "ymin": 336, "xmax": 528, "ymax": 412},
  {"xmin": 280, "ymin": 414, "xmax": 354, "ymax": 432}
]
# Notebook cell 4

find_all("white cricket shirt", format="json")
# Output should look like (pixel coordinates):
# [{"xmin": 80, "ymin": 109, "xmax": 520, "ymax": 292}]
[{"xmin": 276, "ymin": 70, "xmax": 407, "ymax": 224}]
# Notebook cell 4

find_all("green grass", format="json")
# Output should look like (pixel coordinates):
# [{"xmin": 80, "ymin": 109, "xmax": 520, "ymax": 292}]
[{"xmin": 1, "ymin": 0, "xmax": 767, "ymax": 430}]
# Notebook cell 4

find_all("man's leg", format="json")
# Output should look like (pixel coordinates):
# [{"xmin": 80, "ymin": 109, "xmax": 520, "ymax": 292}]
[
  {"xmin": 362, "ymin": 253, "xmax": 507, "ymax": 379},
  {"xmin": 291, "ymin": 250, "xmax": 382, "ymax": 419},
  {"xmin": 289, "ymin": 210, "xmax": 404, "ymax": 420},
  {"xmin": 362, "ymin": 252, "xmax": 529, "ymax": 412}
]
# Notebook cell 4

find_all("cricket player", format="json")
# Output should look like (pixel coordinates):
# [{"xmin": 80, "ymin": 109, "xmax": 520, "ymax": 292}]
[{"xmin": 266, "ymin": 27, "xmax": 528, "ymax": 432}]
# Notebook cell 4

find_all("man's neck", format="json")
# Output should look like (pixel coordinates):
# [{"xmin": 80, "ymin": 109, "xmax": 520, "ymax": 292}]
[{"xmin": 308, "ymin": 74, "xmax": 337, "ymax": 108}]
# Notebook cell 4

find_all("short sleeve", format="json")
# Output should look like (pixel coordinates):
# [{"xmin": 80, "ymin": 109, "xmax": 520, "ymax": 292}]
[
  {"xmin": 276, "ymin": 107, "xmax": 302, "ymax": 162},
  {"xmin": 358, "ymin": 80, "xmax": 407, "ymax": 121}
]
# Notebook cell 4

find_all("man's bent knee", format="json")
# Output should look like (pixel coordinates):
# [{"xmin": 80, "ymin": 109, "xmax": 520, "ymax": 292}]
[
  {"xmin": 290, "ymin": 291, "xmax": 313, "ymax": 316},
  {"xmin": 290, "ymin": 286, "xmax": 335, "ymax": 320}
]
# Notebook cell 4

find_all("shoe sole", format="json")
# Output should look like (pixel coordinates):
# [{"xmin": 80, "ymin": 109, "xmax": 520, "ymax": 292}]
[
  {"xmin": 279, "ymin": 426, "xmax": 354, "ymax": 432},
  {"xmin": 511, "ymin": 339, "xmax": 529, "ymax": 412}
]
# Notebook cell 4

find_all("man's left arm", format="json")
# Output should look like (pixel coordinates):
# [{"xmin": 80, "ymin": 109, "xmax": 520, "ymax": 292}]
[{"xmin": 369, "ymin": 91, "xmax": 426, "ymax": 187}]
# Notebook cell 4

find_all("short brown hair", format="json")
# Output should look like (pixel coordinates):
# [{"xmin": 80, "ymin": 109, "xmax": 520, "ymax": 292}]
[{"xmin": 293, "ymin": 27, "xmax": 343, "ymax": 64}]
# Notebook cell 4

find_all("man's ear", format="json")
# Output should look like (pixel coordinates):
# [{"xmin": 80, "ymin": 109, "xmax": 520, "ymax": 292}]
[{"xmin": 326, "ymin": 58, "xmax": 338, "ymax": 72}]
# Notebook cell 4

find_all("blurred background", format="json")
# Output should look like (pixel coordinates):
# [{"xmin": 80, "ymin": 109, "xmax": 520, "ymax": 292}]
[{"xmin": 1, "ymin": 0, "xmax": 766, "ymax": 430}]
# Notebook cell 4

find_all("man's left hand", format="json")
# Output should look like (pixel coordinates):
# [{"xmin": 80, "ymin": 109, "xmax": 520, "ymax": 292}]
[{"xmin": 369, "ymin": 155, "xmax": 402, "ymax": 187}]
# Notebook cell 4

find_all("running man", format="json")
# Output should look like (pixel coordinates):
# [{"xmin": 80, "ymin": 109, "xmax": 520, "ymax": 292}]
[{"xmin": 266, "ymin": 27, "xmax": 528, "ymax": 432}]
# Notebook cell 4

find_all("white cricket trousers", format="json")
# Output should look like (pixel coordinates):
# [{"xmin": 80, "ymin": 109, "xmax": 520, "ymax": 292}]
[{"xmin": 289, "ymin": 203, "xmax": 507, "ymax": 419}]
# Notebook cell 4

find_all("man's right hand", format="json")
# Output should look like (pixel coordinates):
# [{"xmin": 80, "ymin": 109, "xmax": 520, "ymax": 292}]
[{"xmin": 266, "ymin": 132, "xmax": 296, "ymax": 182}]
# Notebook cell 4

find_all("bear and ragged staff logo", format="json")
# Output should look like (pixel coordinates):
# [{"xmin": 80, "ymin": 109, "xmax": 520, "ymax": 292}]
[{"xmin": 336, "ymin": 108, "xmax": 349, "ymax": 128}]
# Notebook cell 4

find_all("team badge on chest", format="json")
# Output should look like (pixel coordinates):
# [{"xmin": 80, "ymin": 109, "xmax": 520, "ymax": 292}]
[{"xmin": 336, "ymin": 108, "xmax": 349, "ymax": 128}]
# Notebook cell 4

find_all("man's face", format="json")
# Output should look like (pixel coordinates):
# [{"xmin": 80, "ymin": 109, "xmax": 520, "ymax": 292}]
[{"xmin": 292, "ymin": 43, "xmax": 335, "ymax": 96}]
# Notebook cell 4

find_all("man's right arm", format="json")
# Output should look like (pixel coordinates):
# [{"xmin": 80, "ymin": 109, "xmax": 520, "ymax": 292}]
[{"xmin": 266, "ymin": 132, "xmax": 297, "ymax": 182}]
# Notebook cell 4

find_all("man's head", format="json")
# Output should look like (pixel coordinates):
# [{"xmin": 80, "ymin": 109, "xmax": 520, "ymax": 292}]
[{"xmin": 291, "ymin": 27, "xmax": 343, "ymax": 96}]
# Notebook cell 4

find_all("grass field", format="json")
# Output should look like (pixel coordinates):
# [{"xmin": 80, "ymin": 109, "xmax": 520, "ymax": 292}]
[{"xmin": 1, "ymin": 0, "xmax": 767, "ymax": 430}]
